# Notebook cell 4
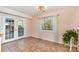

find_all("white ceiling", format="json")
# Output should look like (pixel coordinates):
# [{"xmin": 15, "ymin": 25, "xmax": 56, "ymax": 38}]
[{"xmin": 4, "ymin": 6, "xmax": 64, "ymax": 16}]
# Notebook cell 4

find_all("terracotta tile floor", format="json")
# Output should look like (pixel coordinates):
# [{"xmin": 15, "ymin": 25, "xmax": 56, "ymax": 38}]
[{"xmin": 1, "ymin": 37, "xmax": 77, "ymax": 52}]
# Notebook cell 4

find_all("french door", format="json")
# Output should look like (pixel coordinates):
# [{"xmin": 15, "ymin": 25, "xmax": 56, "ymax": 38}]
[
  {"xmin": 18, "ymin": 19, "xmax": 24, "ymax": 37},
  {"xmin": 2, "ymin": 16, "xmax": 15, "ymax": 43},
  {"xmin": 2, "ymin": 16, "xmax": 24, "ymax": 43},
  {"xmin": 5, "ymin": 17, "xmax": 14, "ymax": 39}
]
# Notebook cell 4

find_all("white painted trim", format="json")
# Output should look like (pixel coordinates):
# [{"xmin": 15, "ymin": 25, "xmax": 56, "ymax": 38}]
[
  {"xmin": 32, "ymin": 35, "xmax": 63, "ymax": 43},
  {"xmin": 2, "ymin": 36, "xmax": 26, "ymax": 44},
  {"xmin": 0, "ymin": 7, "xmax": 30, "ymax": 18}
]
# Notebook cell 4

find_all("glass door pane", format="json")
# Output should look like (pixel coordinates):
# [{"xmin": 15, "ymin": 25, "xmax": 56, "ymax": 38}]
[
  {"xmin": 5, "ymin": 17, "xmax": 14, "ymax": 39},
  {"xmin": 18, "ymin": 20, "xmax": 24, "ymax": 37}
]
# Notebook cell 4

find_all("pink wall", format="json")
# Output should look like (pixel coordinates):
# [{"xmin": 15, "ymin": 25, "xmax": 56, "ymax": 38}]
[
  {"xmin": 26, "ymin": 18, "xmax": 32, "ymax": 37},
  {"xmin": 30, "ymin": 7, "xmax": 79, "ymax": 44}
]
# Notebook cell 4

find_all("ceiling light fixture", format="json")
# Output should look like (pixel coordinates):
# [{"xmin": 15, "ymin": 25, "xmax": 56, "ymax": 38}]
[{"xmin": 37, "ymin": 6, "xmax": 47, "ymax": 12}]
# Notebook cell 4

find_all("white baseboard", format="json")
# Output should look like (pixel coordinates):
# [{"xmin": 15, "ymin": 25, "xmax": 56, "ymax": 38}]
[
  {"xmin": 32, "ymin": 35, "xmax": 64, "ymax": 45},
  {"xmin": 2, "ymin": 35, "xmax": 30, "ymax": 44}
]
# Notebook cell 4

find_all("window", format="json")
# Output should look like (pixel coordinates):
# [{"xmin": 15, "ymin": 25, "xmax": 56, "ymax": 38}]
[{"xmin": 40, "ymin": 16, "xmax": 57, "ymax": 32}]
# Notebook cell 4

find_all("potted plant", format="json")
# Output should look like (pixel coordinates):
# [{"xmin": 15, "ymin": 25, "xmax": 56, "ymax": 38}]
[{"xmin": 63, "ymin": 29, "xmax": 78, "ymax": 46}]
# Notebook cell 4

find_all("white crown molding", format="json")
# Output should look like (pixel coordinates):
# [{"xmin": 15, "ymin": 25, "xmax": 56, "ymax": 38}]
[{"xmin": 0, "ymin": 7, "xmax": 31, "ymax": 18}]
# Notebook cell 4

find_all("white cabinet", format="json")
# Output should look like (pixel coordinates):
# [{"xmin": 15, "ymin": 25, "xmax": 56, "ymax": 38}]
[{"xmin": 0, "ymin": 13, "xmax": 26, "ymax": 43}]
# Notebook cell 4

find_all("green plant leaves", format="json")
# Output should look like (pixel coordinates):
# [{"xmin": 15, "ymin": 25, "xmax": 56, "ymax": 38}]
[{"xmin": 63, "ymin": 29, "xmax": 78, "ymax": 45}]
